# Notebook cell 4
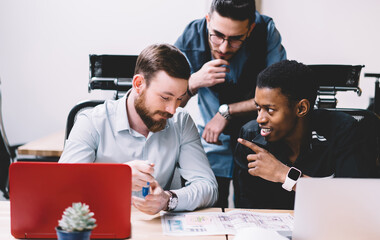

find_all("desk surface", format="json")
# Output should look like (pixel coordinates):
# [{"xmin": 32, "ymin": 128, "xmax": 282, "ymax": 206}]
[
  {"xmin": 0, "ymin": 201, "xmax": 13, "ymax": 239},
  {"xmin": 131, "ymin": 207, "xmax": 225, "ymax": 240},
  {"xmin": 225, "ymin": 208, "xmax": 293, "ymax": 214},
  {"xmin": 17, "ymin": 130, "xmax": 64, "ymax": 157},
  {"xmin": 0, "ymin": 201, "xmax": 294, "ymax": 240},
  {"xmin": 0, "ymin": 201, "xmax": 225, "ymax": 240}
]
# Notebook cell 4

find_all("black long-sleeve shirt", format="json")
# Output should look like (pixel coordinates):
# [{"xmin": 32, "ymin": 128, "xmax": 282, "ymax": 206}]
[{"xmin": 234, "ymin": 109, "xmax": 378, "ymax": 209}]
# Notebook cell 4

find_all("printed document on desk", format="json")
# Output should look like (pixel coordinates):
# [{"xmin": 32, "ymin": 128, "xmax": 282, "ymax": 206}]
[{"xmin": 161, "ymin": 210, "xmax": 293, "ymax": 236}]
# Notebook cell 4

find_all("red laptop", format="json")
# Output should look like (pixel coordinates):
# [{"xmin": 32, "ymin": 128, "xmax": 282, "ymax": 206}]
[{"xmin": 9, "ymin": 162, "xmax": 132, "ymax": 239}]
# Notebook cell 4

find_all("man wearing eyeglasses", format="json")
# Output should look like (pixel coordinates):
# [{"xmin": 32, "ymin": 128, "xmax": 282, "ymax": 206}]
[{"xmin": 175, "ymin": 0, "xmax": 286, "ymax": 208}]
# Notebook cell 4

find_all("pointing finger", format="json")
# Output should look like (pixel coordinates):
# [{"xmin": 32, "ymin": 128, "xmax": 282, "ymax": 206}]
[{"xmin": 237, "ymin": 138, "xmax": 266, "ymax": 153}]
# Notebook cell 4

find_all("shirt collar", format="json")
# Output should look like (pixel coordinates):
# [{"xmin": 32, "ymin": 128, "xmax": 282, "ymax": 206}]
[
  {"xmin": 115, "ymin": 90, "xmax": 131, "ymax": 132},
  {"xmin": 251, "ymin": 132, "xmax": 268, "ymax": 148}
]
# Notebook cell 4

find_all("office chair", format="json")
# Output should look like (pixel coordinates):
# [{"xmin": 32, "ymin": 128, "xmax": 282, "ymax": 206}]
[
  {"xmin": 325, "ymin": 108, "xmax": 380, "ymax": 177},
  {"xmin": 364, "ymin": 73, "xmax": 380, "ymax": 115},
  {"xmin": 308, "ymin": 64, "xmax": 364, "ymax": 109},
  {"xmin": 65, "ymin": 100, "xmax": 104, "ymax": 140},
  {"xmin": 0, "ymin": 77, "xmax": 14, "ymax": 199},
  {"xmin": 88, "ymin": 55, "xmax": 137, "ymax": 100},
  {"xmin": 310, "ymin": 65, "xmax": 380, "ymax": 176}
]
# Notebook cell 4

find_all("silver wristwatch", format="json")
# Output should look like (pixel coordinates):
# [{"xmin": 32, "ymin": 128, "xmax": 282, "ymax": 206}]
[
  {"xmin": 166, "ymin": 190, "xmax": 178, "ymax": 211},
  {"xmin": 218, "ymin": 104, "xmax": 231, "ymax": 120}
]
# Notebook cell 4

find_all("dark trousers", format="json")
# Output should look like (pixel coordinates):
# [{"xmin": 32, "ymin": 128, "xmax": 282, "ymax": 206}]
[
  {"xmin": 214, "ymin": 176, "xmax": 231, "ymax": 208},
  {"xmin": 214, "ymin": 168, "xmax": 241, "ymax": 208},
  {"xmin": 213, "ymin": 129, "xmax": 244, "ymax": 208}
]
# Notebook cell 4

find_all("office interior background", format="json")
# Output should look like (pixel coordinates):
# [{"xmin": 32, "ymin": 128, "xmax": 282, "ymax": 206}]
[{"xmin": 0, "ymin": 0, "xmax": 379, "ymax": 146}]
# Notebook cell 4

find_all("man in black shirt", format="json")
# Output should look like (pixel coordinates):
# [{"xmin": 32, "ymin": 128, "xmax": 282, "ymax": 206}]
[{"xmin": 234, "ymin": 60, "xmax": 378, "ymax": 209}]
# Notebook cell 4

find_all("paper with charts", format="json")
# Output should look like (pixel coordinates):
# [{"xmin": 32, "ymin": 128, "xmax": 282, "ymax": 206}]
[{"xmin": 161, "ymin": 210, "xmax": 294, "ymax": 236}]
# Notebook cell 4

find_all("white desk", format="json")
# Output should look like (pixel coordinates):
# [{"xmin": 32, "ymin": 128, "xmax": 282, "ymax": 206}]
[
  {"xmin": 0, "ymin": 201, "xmax": 294, "ymax": 239},
  {"xmin": 0, "ymin": 201, "xmax": 225, "ymax": 240}
]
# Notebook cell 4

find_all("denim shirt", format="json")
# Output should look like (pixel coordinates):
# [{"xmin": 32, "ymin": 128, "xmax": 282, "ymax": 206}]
[{"xmin": 175, "ymin": 12, "xmax": 286, "ymax": 178}]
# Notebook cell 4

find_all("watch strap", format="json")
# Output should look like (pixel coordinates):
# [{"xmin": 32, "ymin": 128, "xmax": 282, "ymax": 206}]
[
  {"xmin": 282, "ymin": 167, "xmax": 302, "ymax": 191},
  {"xmin": 219, "ymin": 104, "xmax": 231, "ymax": 120},
  {"xmin": 166, "ymin": 190, "xmax": 178, "ymax": 211}
]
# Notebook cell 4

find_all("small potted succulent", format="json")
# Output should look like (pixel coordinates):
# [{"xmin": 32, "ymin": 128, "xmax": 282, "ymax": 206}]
[{"xmin": 56, "ymin": 202, "xmax": 97, "ymax": 240}]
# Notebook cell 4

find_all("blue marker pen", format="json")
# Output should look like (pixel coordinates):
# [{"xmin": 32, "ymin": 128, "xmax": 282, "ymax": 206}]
[{"xmin": 142, "ymin": 182, "xmax": 150, "ymax": 198}]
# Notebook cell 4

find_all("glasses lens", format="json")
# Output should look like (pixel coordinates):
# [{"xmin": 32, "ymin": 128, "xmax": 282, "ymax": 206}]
[
  {"xmin": 210, "ymin": 35, "xmax": 224, "ymax": 45},
  {"xmin": 229, "ymin": 39, "xmax": 243, "ymax": 48},
  {"xmin": 210, "ymin": 34, "xmax": 244, "ymax": 48}
]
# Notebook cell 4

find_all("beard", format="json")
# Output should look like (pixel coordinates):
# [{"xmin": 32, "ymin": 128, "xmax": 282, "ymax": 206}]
[{"xmin": 134, "ymin": 90, "xmax": 173, "ymax": 132}]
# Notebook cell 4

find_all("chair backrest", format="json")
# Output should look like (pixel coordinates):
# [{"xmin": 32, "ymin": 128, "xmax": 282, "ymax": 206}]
[
  {"xmin": 65, "ymin": 100, "xmax": 104, "ymax": 140},
  {"xmin": 0, "ymin": 77, "xmax": 13, "ymax": 198},
  {"xmin": 88, "ymin": 54, "xmax": 137, "ymax": 99},
  {"xmin": 308, "ymin": 64, "xmax": 364, "ymax": 108},
  {"xmin": 364, "ymin": 73, "xmax": 380, "ymax": 115},
  {"xmin": 326, "ymin": 108, "xmax": 380, "ymax": 177}
]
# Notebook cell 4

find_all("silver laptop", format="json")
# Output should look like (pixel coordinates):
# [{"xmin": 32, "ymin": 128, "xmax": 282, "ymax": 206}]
[{"xmin": 292, "ymin": 178, "xmax": 380, "ymax": 240}]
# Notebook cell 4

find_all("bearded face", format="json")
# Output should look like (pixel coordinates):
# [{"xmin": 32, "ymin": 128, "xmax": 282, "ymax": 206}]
[{"xmin": 134, "ymin": 89, "xmax": 173, "ymax": 132}]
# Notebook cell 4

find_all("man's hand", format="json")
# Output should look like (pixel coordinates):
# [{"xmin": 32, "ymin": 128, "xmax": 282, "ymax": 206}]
[
  {"xmin": 237, "ymin": 138, "xmax": 289, "ymax": 183},
  {"xmin": 132, "ymin": 181, "xmax": 170, "ymax": 215},
  {"xmin": 189, "ymin": 59, "xmax": 229, "ymax": 93},
  {"xmin": 202, "ymin": 113, "xmax": 229, "ymax": 145},
  {"xmin": 125, "ymin": 160, "xmax": 155, "ymax": 191}
]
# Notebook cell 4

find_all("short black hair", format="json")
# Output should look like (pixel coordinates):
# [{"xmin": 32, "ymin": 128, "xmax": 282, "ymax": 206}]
[
  {"xmin": 257, "ymin": 60, "xmax": 318, "ymax": 107},
  {"xmin": 134, "ymin": 43, "xmax": 191, "ymax": 86},
  {"xmin": 210, "ymin": 0, "xmax": 256, "ymax": 25}
]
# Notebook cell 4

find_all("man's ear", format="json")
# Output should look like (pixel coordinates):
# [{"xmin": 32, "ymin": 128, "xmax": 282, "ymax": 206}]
[
  {"xmin": 206, "ymin": 13, "xmax": 210, "ymax": 23},
  {"xmin": 296, "ymin": 99, "xmax": 310, "ymax": 118},
  {"xmin": 132, "ymin": 74, "xmax": 145, "ymax": 94},
  {"xmin": 247, "ymin": 22, "xmax": 256, "ymax": 37}
]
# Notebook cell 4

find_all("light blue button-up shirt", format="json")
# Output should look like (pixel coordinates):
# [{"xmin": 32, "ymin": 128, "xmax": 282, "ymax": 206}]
[{"xmin": 59, "ymin": 94, "xmax": 218, "ymax": 211}]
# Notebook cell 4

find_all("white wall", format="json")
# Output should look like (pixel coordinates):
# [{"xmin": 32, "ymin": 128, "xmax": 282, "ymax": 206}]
[
  {"xmin": 260, "ymin": 0, "xmax": 380, "ymax": 110},
  {"xmin": 1, "ymin": 0, "xmax": 379, "ymax": 146},
  {"xmin": 0, "ymin": 0, "xmax": 211, "ymax": 145}
]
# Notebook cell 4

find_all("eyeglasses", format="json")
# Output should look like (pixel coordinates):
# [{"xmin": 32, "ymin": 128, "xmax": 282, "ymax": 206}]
[{"xmin": 209, "ymin": 33, "xmax": 246, "ymax": 48}]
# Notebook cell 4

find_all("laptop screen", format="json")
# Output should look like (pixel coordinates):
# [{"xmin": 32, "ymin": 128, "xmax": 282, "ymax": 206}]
[{"xmin": 293, "ymin": 178, "xmax": 380, "ymax": 240}]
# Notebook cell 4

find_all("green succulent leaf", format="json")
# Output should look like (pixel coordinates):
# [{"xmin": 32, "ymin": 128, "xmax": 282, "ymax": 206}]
[{"xmin": 58, "ymin": 202, "xmax": 97, "ymax": 232}]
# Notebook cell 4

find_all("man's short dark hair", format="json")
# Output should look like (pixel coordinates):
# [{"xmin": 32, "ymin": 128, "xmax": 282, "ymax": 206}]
[
  {"xmin": 210, "ymin": 0, "xmax": 256, "ymax": 25},
  {"xmin": 134, "ymin": 43, "xmax": 191, "ymax": 86},
  {"xmin": 257, "ymin": 60, "xmax": 318, "ymax": 107}
]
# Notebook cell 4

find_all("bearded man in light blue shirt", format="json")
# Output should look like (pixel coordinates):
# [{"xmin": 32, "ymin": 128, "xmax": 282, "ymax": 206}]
[{"xmin": 59, "ymin": 43, "xmax": 218, "ymax": 215}]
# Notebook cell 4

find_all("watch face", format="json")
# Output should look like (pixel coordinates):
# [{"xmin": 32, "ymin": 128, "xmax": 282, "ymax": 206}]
[
  {"xmin": 288, "ymin": 168, "xmax": 302, "ymax": 181},
  {"xmin": 219, "ymin": 104, "xmax": 228, "ymax": 114},
  {"xmin": 169, "ymin": 197, "xmax": 178, "ymax": 209}
]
